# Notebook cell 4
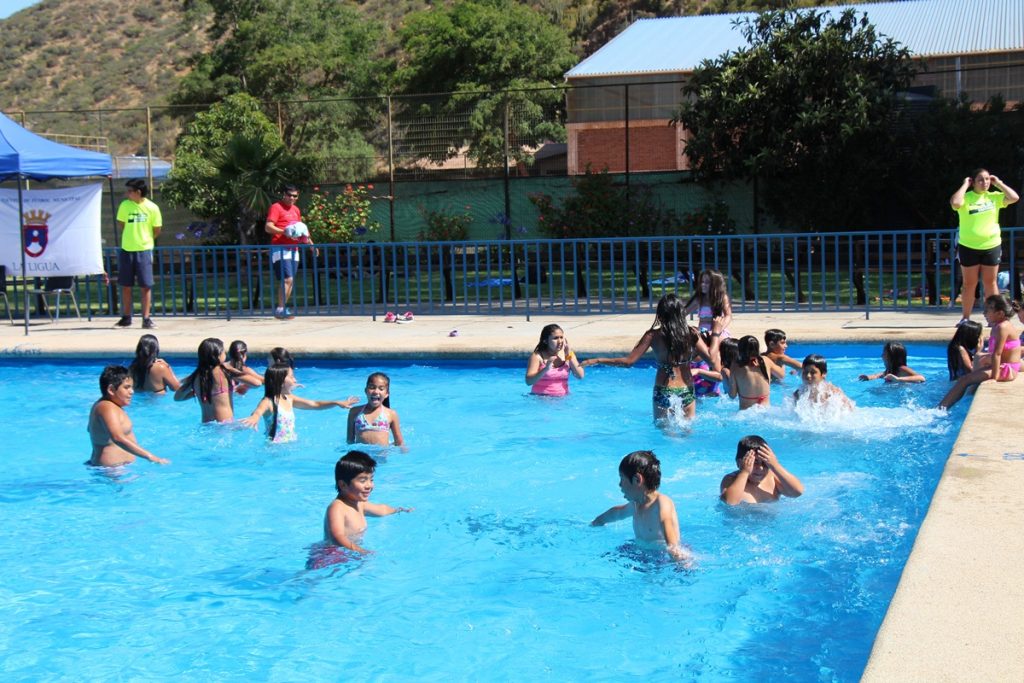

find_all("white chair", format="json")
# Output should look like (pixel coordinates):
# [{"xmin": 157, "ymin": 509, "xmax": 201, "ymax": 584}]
[{"xmin": 29, "ymin": 276, "xmax": 81, "ymax": 323}]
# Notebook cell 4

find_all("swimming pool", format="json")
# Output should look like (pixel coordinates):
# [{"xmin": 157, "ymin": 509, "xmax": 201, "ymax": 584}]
[{"xmin": 1, "ymin": 344, "xmax": 961, "ymax": 681}]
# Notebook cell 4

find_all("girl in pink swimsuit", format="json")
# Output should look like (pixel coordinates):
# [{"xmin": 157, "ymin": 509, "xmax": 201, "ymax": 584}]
[
  {"xmin": 525, "ymin": 324, "xmax": 584, "ymax": 397},
  {"xmin": 939, "ymin": 294, "xmax": 1021, "ymax": 409}
]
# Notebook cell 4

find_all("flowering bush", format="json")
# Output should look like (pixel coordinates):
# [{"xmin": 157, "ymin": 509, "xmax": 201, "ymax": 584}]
[
  {"xmin": 174, "ymin": 220, "xmax": 226, "ymax": 244},
  {"xmin": 418, "ymin": 207, "xmax": 473, "ymax": 242},
  {"xmin": 488, "ymin": 212, "xmax": 529, "ymax": 239},
  {"xmin": 304, "ymin": 184, "xmax": 381, "ymax": 243}
]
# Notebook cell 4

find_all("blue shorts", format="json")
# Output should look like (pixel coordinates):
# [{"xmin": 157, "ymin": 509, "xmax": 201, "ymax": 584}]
[
  {"xmin": 273, "ymin": 258, "xmax": 298, "ymax": 280},
  {"xmin": 118, "ymin": 250, "xmax": 154, "ymax": 288}
]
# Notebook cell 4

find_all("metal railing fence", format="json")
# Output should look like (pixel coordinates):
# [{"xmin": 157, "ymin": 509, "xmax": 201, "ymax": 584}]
[{"xmin": 6, "ymin": 228, "xmax": 1024, "ymax": 322}]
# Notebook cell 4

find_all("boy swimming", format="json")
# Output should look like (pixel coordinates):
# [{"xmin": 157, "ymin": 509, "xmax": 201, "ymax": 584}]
[
  {"xmin": 591, "ymin": 450, "xmax": 691, "ymax": 564},
  {"xmin": 720, "ymin": 435, "xmax": 804, "ymax": 505},
  {"xmin": 323, "ymin": 451, "xmax": 411, "ymax": 554},
  {"xmin": 88, "ymin": 365, "xmax": 169, "ymax": 467}
]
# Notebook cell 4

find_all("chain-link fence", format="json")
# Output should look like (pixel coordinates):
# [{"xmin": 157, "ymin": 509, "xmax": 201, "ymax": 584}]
[{"xmin": 5, "ymin": 82, "xmax": 760, "ymax": 245}]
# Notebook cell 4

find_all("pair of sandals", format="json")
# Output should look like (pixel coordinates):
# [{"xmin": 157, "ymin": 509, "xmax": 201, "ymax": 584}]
[{"xmin": 383, "ymin": 311, "xmax": 414, "ymax": 323}]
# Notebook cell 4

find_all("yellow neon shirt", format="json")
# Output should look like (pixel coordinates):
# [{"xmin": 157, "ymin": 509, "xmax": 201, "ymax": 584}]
[
  {"xmin": 956, "ymin": 190, "xmax": 1005, "ymax": 250},
  {"xmin": 117, "ymin": 197, "xmax": 162, "ymax": 251}
]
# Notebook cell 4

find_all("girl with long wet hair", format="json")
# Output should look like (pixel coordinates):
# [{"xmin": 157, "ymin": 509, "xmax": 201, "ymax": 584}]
[
  {"xmin": 583, "ymin": 293, "xmax": 717, "ymax": 421},
  {"xmin": 128, "ymin": 334, "xmax": 180, "ymax": 394}
]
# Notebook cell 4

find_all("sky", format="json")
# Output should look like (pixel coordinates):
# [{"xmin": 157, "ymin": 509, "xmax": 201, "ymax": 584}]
[{"xmin": 0, "ymin": 0, "xmax": 41, "ymax": 20}]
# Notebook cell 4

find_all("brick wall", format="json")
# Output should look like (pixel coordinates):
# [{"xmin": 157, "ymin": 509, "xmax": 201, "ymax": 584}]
[{"xmin": 567, "ymin": 120, "xmax": 689, "ymax": 174}]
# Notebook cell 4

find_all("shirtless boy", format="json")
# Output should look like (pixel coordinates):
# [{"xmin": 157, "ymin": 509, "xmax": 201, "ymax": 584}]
[
  {"xmin": 720, "ymin": 435, "xmax": 803, "ymax": 505},
  {"xmin": 88, "ymin": 365, "xmax": 168, "ymax": 467},
  {"xmin": 323, "ymin": 451, "xmax": 411, "ymax": 554},
  {"xmin": 763, "ymin": 328, "xmax": 802, "ymax": 380},
  {"xmin": 592, "ymin": 450, "xmax": 691, "ymax": 564}
]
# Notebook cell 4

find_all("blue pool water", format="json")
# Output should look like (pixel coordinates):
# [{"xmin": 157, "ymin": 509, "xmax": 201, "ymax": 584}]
[{"xmin": 1, "ymin": 344, "xmax": 963, "ymax": 681}]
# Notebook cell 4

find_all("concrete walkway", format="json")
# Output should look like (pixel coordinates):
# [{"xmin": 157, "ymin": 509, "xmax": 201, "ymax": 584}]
[
  {"xmin": 0, "ymin": 308, "xmax": 970, "ymax": 357},
  {"xmin": 2, "ymin": 309, "xmax": 1022, "ymax": 679}
]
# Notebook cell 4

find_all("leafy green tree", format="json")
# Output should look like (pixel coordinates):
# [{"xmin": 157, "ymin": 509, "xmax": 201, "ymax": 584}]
[
  {"xmin": 891, "ymin": 95, "xmax": 1024, "ymax": 229},
  {"xmin": 396, "ymin": 0, "xmax": 576, "ymax": 168},
  {"xmin": 674, "ymin": 8, "xmax": 916, "ymax": 229},
  {"xmin": 173, "ymin": 0, "xmax": 385, "ymax": 175},
  {"xmin": 163, "ymin": 93, "xmax": 316, "ymax": 244}
]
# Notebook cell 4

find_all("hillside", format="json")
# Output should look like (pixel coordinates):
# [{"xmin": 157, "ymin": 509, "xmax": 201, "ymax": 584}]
[{"xmin": 0, "ymin": 0, "xmax": 864, "ymax": 155}]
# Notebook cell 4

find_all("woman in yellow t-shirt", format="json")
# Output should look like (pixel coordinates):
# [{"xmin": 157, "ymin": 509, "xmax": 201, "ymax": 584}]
[{"xmin": 950, "ymin": 168, "xmax": 1019, "ymax": 326}]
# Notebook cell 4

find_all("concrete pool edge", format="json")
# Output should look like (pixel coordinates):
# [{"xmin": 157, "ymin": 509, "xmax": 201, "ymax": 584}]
[
  {"xmin": 860, "ymin": 377, "xmax": 1024, "ymax": 682},
  {"xmin": 2, "ymin": 310, "xmax": 1021, "ymax": 679}
]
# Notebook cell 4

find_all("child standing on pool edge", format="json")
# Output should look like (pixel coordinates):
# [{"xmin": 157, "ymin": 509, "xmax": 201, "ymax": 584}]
[
  {"xmin": 591, "ymin": 450, "xmax": 692, "ymax": 565},
  {"xmin": 323, "ymin": 450, "xmax": 412, "ymax": 555},
  {"xmin": 347, "ymin": 372, "xmax": 404, "ymax": 447}
]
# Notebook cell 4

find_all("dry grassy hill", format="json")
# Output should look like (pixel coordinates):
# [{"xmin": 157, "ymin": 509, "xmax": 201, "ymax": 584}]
[{"xmin": 0, "ymin": 0, "xmax": 861, "ymax": 155}]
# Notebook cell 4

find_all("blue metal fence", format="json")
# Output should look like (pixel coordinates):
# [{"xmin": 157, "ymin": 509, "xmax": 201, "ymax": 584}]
[{"xmin": 8, "ymin": 228, "xmax": 1024, "ymax": 320}]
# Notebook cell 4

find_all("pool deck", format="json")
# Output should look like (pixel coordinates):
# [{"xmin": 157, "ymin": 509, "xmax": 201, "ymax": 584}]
[{"xmin": 3, "ymin": 309, "xmax": 1022, "ymax": 680}]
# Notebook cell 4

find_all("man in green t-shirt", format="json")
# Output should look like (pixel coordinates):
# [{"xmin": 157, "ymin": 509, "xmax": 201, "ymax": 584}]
[{"xmin": 115, "ymin": 179, "xmax": 162, "ymax": 329}]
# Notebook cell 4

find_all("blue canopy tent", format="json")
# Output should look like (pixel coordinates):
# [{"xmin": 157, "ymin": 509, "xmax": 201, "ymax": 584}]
[{"xmin": 0, "ymin": 111, "xmax": 113, "ymax": 334}]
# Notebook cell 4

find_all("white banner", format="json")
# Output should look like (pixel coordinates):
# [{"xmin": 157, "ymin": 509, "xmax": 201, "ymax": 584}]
[{"xmin": 0, "ymin": 183, "xmax": 105, "ymax": 276}]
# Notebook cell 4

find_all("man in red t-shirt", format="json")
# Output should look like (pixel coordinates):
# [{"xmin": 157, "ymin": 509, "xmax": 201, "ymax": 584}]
[{"xmin": 265, "ymin": 185, "xmax": 310, "ymax": 319}]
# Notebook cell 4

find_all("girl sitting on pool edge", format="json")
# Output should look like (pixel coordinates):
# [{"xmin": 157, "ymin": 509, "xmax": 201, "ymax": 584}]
[{"xmin": 939, "ymin": 294, "xmax": 1021, "ymax": 409}]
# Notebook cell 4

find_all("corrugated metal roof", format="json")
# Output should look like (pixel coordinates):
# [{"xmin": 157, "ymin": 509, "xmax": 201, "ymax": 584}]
[{"xmin": 566, "ymin": 0, "xmax": 1024, "ymax": 78}]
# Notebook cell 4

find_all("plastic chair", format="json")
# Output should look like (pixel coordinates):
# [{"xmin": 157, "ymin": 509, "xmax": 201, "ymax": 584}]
[
  {"xmin": 0, "ymin": 266, "xmax": 12, "ymax": 325},
  {"xmin": 29, "ymin": 276, "xmax": 81, "ymax": 323}
]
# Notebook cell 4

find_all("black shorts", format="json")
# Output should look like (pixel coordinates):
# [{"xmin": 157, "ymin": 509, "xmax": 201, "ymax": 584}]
[
  {"xmin": 118, "ymin": 250, "xmax": 154, "ymax": 288},
  {"xmin": 958, "ymin": 244, "xmax": 1002, "ymax": 268}
]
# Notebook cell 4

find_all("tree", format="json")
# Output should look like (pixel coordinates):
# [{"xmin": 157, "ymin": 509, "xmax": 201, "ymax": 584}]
[
  {"xmin": 674, "ymin": 8, "xmax": 916, "ymax": 229},
  {"xmin": 173, "ymin": 0, "xmax": 385, "ymax": 176},
  {"xmin": 890, "ymin": 96, "xmax": 1024, "ymax": 229},
  {"xmin": 396, "ymin": 0, "xmax": 576, "ymax": 168},
  {"xmin": 163, "ymin": 93, "xmax": 316, "ymax": 244}
]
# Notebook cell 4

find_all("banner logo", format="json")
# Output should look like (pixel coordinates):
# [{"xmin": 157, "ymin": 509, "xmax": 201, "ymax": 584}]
[{"xmin": 23, "ymin": 209, "xmax": 51, "ymax": 258}]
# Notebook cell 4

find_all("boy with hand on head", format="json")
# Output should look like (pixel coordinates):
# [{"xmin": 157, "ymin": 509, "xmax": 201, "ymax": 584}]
[
  {"xmin": 324, "ymin": 450, "xmax": 411, "ymax": 554},
  {"xmin": 592, "ymin": 450, "xmax": 692, "ymax": 565},
  {"xmin": 763, "ymin": 328, "xmax": 802, "ymax": 380},
  {"xmin": 720, "ymin": 435, "xmax": 803, "ymax": 505}
]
